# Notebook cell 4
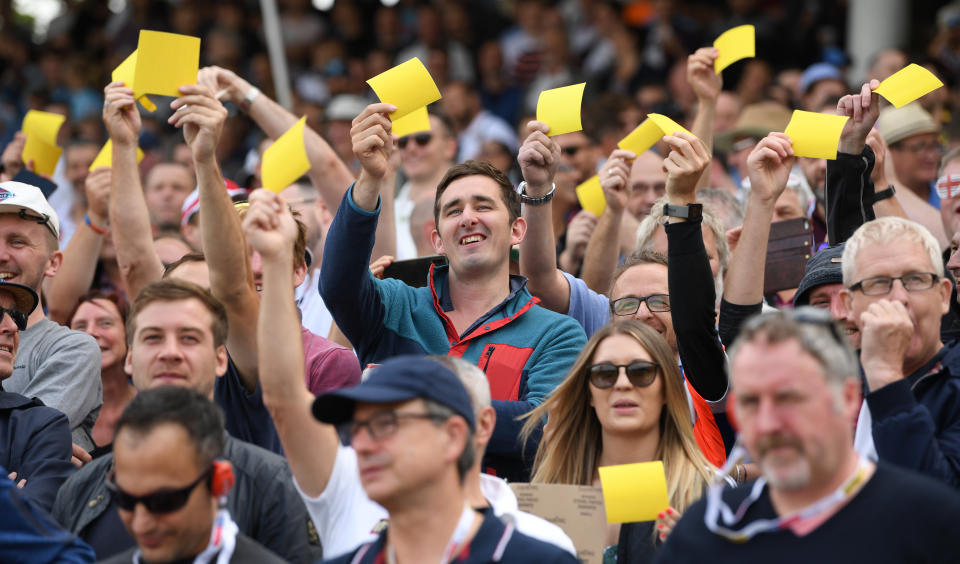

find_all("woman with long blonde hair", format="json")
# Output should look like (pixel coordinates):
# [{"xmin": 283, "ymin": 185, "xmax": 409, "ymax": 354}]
[{"xmin": 522, "ymin": 319, "xmax": 715, "ymax": 562}]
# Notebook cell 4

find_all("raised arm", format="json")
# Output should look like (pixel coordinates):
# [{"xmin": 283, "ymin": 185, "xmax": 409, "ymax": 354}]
[
  {"xmin": 517, "ymin": 121, "xmax": 569, "ymax": 312},
  {"xmin": 580, "ymin": 149, "xmax": 635, "ymax": 294},
  {"xmin": 46, "ymin": 167, "xmax": 111, "ymax": 324},
  {"xmin": 686, "ymin": 47, "xmax": 722, "ymax": 190},
  {"xmin": 103, "ymin": 81, "xmax": 164, "ymax": 299},
  {"xmin": 170, "ymin": 83, "xmax": 260, "ymax": 392},
  {"xmin": 244, "ymin": 188, "xmax": 339, "ymax": 497}
]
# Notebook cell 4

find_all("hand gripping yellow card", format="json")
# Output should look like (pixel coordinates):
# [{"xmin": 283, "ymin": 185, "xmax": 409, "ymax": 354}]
[
  {"xmin": 536, "ymin": 83, "xmax": 586, "ymax": 137},
  {"xmin": 89, "ymin": 140, "xmax": 145, "ymax": 172},
  {"xmin": 367, "ymin": 58, "xmax": 442, "ymax": 123},
  {"xmin": 598, "ymin": 461, "xmax": 670, "ymax": 523},
  {"xmin": 873, "ymin": 63, "xmax": 944, "ymax": 108},
  {"xmin": 576, "ymin": 175, "xmax": 605, "ymax": 217},
  {"xmin": 713, "ymin": 25, "xmax": 755, "ymax": 73},
  {"xmin": 261, "ymin": 117, "xmax": 310, "ymax": 193},
  {"xmin": 21, "ymin": 110, "xmax": 65, "ymax": 176},
  {"xmin": 112, "ymin": 50, "xmax": 157, "ymax": 112},
  {"xmin": 783, "ymin": 109, "xmax": 849, "ymax": 160},
  {"xmin": 133, "ymin": 30, "xmax": 201, "ymax": 99},
  {"xmin": 618, "ymin": 114, "xmax": 693, "ymax": 156}
]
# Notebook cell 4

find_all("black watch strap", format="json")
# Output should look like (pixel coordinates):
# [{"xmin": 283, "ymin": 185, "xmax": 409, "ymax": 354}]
[
  {"xmin": 662, "ymin": 203, "xmax": 703, "ymax": 220},
  {"xmin": 872, "ymin": 184, "xmax": 896, "ymax": 204}
]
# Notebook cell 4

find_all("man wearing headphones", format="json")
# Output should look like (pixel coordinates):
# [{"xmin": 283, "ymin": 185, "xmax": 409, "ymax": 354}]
[{"xmin": 100, "ymin": 387, "xmax": 284, "ymax": 564}]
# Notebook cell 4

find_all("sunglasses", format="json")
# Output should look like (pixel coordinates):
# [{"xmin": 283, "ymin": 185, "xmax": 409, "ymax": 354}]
[
  {"xmin": 0, "ymin": 307, "xmax": 27, "ymax": 331},
  {"xmin": 561, "ymin": 145, "xmax": 585, "ymax": 157},
  {"xmin": 587, "ymin": 361, "xmax": 659, "ymax": 389},
  {"xmin": 397, "ymin": 133, "xmax": 432, "ymax": 149},
  {"xmin": 107, "ymin": 467, "xmax": 212, "ymax": 514}
]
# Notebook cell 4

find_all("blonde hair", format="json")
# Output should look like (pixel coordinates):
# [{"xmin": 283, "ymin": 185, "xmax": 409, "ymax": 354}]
[
  {"xmin": 842, "ymin": 217, "xmax": 943, "ymax": 286},
  {"xmin": 521, "ymin": 320, "xmax": 713, "ymax": 512}
]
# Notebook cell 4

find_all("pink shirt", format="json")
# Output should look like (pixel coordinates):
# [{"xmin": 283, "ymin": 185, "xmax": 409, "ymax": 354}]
[{"xmin": 302, "ymin": 328, "xmax": 361, "ymax": 395}]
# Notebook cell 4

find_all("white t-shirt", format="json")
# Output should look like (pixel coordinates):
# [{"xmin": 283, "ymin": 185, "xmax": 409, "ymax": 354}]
[{"xmin": 294, "ymin": 444, "xmax": 577, "ymax": 559}]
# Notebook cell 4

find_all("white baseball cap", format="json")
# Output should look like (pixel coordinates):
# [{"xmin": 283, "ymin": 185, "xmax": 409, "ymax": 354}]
[{"xmin": 0, "ymin": 181, "xmax": 60, "ymax": 239}]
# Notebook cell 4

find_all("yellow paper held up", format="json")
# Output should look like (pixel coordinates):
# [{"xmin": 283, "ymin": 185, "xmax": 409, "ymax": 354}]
[
  {"xmin": 598, "ymin": 461, "xmax": 670, "ymax": 523},
  {"xmin": 392, "ymin": 106, "xmax": 431, "ymax": 139},
  {"xmin": 133, "ymin": 30, "xmax": 201, "ymax": 98},
  {"xmin": 89, "ymin": 140, "xmax": 145, "ymax": 172},
  {"xmin": 618, "ymin": 113, "xmax": 694, "ymax": 155},
  {"xmin": 713, "ymin": 25, "xmax": 755, "ymax": 74},
  {"xmin": 21, "ymin": 110, "xmax": 65, "ymax": 176},
  {"xmin": 367, "ymin": 58, "xmax": 442, "ymax": 121},
  {"xmin": 112, "ymin": 50, "xmax": 157, "ymax": 112},
  {"xmin": 536, "ymin": 83, "xmax": 586, "ymax": 137},
  {"xmin": 783, "ymin": 109, "xmax": 849, "ymax": 160},
  {"xmin": 576, "ymin": 175, "xmax": 605, "ymax": 217},
  {"xmin": 261, "ymin": 117, "xmax": 310, "ymax": 193},
  {"xmin": 874, "ymin": 63, "xmax": 945, "ymax": 108}
]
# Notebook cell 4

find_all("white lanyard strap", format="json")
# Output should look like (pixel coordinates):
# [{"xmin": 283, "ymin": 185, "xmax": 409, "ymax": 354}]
[{"xmin": 387, "ymin": 504, "xmax": 477, "ymax": 564}]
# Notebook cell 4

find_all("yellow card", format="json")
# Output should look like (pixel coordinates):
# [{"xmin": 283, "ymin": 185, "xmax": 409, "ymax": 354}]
[
  {"xmin": 874, "ymin": 63, "xmax": 945, "ymax": 108},
  {"xmin": 713, "ymin": 25, "xmax": 755, "ymax": 73},
  {"xmin": 576, "ymin": 175, "xmax": 605, "ymax": 217},
  {"xmin": 598, "ymin": 461, "xmax": 670, "ymax": 523},
  {"xmin": 367, "ymin": 58, "xmax": 441, "ymax": 121},
  {"xmin": 133, "ymin": 30, "xmax": 201, "ymax": 98},
  {"xmin": 537, "ymin": 83, "xmax": 586, "ymax": 137},
  {"xmin": 392, "ymin": 106, "xmax": 431, "ymax": 138},
  {"xmin": 783, "ymin": 109, "xmax": 849, "ymax": 160},
  {"xmin": 21, "ymin": 110, "xmax": 65, "ymax": 176},
  {"xmin": 89, "ymin": 140, "xmax": 145, "ymax": 172},
  {"xmin": 618, "ymin": 113, "xmax": 694, "ymax": 155},
  {"xmin": 112, "ymin": 50, "xmax": 157, "ymax": 112},
  {"xmin": 261, "ymin": 117, "xmax": 310, "ymax": 193}
]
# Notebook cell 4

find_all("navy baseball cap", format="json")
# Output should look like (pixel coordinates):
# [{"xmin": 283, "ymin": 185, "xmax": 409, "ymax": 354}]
[
  {"xmin": 312, "ymin": 355, "xmax": 475, "ymax": 430},
  {"xmin": 794, "ymin": 243, "xmax": 845, "ymax": 306}
]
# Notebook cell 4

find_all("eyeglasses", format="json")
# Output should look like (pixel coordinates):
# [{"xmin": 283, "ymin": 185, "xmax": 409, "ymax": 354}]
[
  {"xmin": 610, "ymin": 294, "xmax": 670, "ymax": 316},
  {"xmin": 107, "ymin": 467, "xmax": 212, "ymax": 514},
  {"xmin": 892, "ymin": 142, "xmax": 943, "ymax": 155},
  {"xmin": 561, "ymin": 145, "xmax": 585, "ymax": 157},
  {"xmin": 345, "ymin": 411, "xmax": 447, "ymax": 441},
  {"xmin": 397, "ymin": 133, "xmax": 432, "ymax": 149},
  {"xmin": 588, "ymin": 361, "xmax": 659, "ymax": 389},
  {"xmin": 848, "ymin": 272, "xmax": 939, "ymax": 296},
  {"xmin": 0, "ymin": 307, "xmax": 27, "ymax": 331}
]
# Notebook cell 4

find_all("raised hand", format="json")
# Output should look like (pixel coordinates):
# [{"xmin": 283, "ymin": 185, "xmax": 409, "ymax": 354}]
[
  {"xmin": 687, "ymin": 47, "xmax": 722, "ymax": 102},
  {"xmin": 169, "ymin": 84, "xmax": 228, "ymax": 163},
  {"xmin": 865, "ymin": 129, "xmax": 890, "ymax": 189},
  {"xmin": 85, "ymin": 166, "xmax": 112, "ymax": 226},
  {"xmin": 0, "ymin": 131, "xmax": 26, "ymax": 180},
  {"xmin": 197, "ymin": 65, "xmax": 250, "ymax": 107},
  {"xmin": 662, "ymin": 132, "xmax": 711, "ymax": 199},
  {"xmin": 369, "ymin": 255, "xmax": 395, "ymax": 279},
  {"xmin": 599, "ymin": 149, "xmax": 636, "ymax": 214},
  {"xmin": 746, "ymin": 132, "xmax": 795, "ymax": 205},
  {"xmin": 242, "ymin": 188, "xmax": 299, "ymax": 264},
  {"xmin": 836, "ymin": 80, "xmax": 881, "ymax": 154},
  {"xmin": 518, "ymin": 121, "xmax": 560, "ymax": 191},
  {"xmin": 102, "ymin": 81, "xmax": 141, "ymax": 147},
  {"xmin": 351, "ymin": 103, "xmax": 396, "ymax": 180}
]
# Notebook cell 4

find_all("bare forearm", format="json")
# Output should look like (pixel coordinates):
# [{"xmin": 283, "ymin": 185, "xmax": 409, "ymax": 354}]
[
  {"xmin": 519, "ymin": 199, "xmax": 570, "ymax": 312},
  {"xmin": 691, "ymin": 99, "xmax": 716, "ymax": 191},
  {"xmin": 352, "ymin": 169, "xmax": 382, "ymax": 212},
  {"xmin": 723, "ymin": 196, "xmax": 775, "ymax": 305},
  {"xmin": 581, "ymin": 209, "xmax": 622, "ymax": 293},
  {"xmin": 46, "ymin": 225, "xmax": 102, "ymax": 324},
  {"xmin": 197, "ymin": 155, "xmax": 254, "ymax": 302},
  {"xmin": 371, "ymin": 172, "xmax": 397, "ymax": 260},
  {"xmin": 109, "ymin": 142, "xmax": 163, "ymax": 297}
]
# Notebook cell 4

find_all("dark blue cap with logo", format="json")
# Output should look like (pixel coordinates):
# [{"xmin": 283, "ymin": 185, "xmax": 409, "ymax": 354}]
[{"xmin": 311, "ymin": 355, "xmax": 475, "ymax": 430}]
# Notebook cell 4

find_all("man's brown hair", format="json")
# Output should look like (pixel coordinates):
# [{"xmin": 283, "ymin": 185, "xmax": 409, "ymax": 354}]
[
  {"xmin": 126, "ymin": 279, "xmax": 228, "ymax": 348},
  {"xmin": 433, "ymin": 160, "xmax": 521, "ymax": 227}
]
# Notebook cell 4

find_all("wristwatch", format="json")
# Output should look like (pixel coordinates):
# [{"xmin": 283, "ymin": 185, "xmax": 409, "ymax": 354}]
[
  {"xmin": 516, "ymin": 181, "xmax": 556, "ymax": 206},
  {"xmin": 662, "ymin": 203, "xmax": 703, "ymax": 220},
  {"xmin": 872, "ymin": 184, "xmax": 896, "ymax": 203}
]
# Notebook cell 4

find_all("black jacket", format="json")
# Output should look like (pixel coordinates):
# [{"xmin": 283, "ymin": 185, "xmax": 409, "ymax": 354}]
[
  {"xmin": 98, "ymin": 531, "xmax": 286, "ymax": 564},
  {"xmin": 52, "ymin": 435, "xmax": 322, "ymax": 563}
]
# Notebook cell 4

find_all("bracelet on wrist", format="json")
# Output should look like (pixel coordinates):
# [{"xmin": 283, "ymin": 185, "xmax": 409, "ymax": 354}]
[
  {"xmin": 516, "ymin": 181, "xmax": 556, "ymax": 206},
  {"xmin": 239, "ymin": 86, "xmax": 261, "ymax": 111},
  {"xmin": 84, "ymin": 215, "xmax": 108, "ymax": 235}
]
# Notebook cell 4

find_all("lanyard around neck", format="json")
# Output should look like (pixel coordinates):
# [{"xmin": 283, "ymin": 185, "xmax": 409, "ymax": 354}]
[
  {"xmin": 387, "ymin": 504, "xmax": 476, "ymax": 564},
  {"xmin": 704, "ymin": 445, "xmax": 872, "ymax": 542}
]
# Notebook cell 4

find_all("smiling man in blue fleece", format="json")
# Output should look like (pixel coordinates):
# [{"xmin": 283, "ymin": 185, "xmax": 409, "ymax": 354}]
[{"xmin": 320, "ymin": 103, "xmax": 587, "ymax": 482}]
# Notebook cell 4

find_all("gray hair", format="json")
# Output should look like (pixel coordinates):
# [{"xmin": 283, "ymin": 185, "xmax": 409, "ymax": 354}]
[
  {"xmin": 636, "ymin": 196, "xmax": 731, "ymax": 277},
  {"xmin": 698, "ymin": 188, "xmax": 745, "ymax": 231},
  {"xmin": 842, "ymin": 217, "xmax": 943, "ymax": 287},
  {"xmin": 728, "ymin": 307, "xmax": 860, "ymax": 391}
]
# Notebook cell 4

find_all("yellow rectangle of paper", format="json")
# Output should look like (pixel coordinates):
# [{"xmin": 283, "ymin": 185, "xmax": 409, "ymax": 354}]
[
  {"xmin": 89, "ymin": 140, "xmax": 145, "ymax": 172},
  {"xmin": 783, "ymin": 109, "xmax": 849, "ymax": 160},
  {"xmin": 133, "ymin": 30, "xmax": 201, "ymax": 98},
  {"xmin": 648, "ymin": 113, "xmax": 692, "ymax": 138},
  {"xmin": 713, "ymin": 25, "xmax": 755, "ymax": 73},
  {"xmin": 21, "ymin": 110, "xmax": 66, "ymax": 176},
  {"xmin": 112, "ymin": 50, "xmax": 157, "ymax": 112},
  {"xmin": 261, "ymin": 117, "xmax": 310, "ymax": 193},
  {"xmin": 873, "ymin": 63, "xmax": 945, "ymax": 109},
  {"xmin": 392, "ymin": 106, "xmax": 431, "ymax": 139},
  {"xmin": 366, "ymin": 58, "xmax": 442, "ymax": 121},
  {"xmin": 536, "ymin": 82, "xmax": 586, "ymax": 137},
  {"xmin": 598, "ymin": 461, "xmax": 669, "ymax": 523},
  {"xmin": 618, "ymin": 113, "xmax": 694, "ymax": 155},
  {"xmin": 576, "ymin": 175, "xmax": 605, "ymax": 217}
]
